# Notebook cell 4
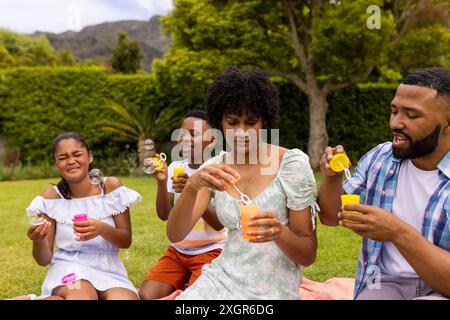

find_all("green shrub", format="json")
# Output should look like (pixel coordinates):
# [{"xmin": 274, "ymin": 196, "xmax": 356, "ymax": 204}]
[
  {"xmin": 0, "ymin": 67, "xmax": 157, "ymax": 172},
  {"xmin": 0, "ymin": 163, "xmax": 58, "ymax": 181}
]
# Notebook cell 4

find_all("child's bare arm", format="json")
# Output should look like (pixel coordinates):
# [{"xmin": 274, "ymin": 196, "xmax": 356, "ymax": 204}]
[{"xmin": 27, "ymin": 215, "xmax": 55, "ymax": 266}]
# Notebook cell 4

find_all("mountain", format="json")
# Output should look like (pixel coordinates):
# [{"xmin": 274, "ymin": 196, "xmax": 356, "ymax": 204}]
[{"xmin": 33, "ymin": 15, "xmax": 171, "ymax": 71}]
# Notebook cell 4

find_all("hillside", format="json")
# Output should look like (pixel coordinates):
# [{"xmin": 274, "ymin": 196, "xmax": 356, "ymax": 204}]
[{"xmin": 33, "ymin": 15, "xmax": 171, "ymax": 70}]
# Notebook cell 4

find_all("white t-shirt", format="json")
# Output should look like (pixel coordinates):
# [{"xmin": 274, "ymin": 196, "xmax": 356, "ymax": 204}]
[
  {"xmin": 380, "ymin": 159, "xmax": 441, "ymax": 277},
  {"xmin": 167, "ymin": 159, "xmax": 198, "ymax": 201},
  {"xmin": 167, "ymin": 159, "xmax": 227, "ymax": 255}
]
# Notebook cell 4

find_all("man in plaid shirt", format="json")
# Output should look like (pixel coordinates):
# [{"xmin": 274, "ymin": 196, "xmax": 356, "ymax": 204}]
[{"xmin": 318, "ymin": 67, "xmax": 449, "ymax": 300}]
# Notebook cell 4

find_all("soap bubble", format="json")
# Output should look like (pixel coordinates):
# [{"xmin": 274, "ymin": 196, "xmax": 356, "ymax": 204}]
[
  {"xmin": 143, "ymin": 158, "xmax": 157, "ymax": 174},
  {"xmin": 143, "ymin": 153, "xmax": 167, "ymax": 175},
  {"xmin": 144, "ymin": 139, "xmax": 154, "ymax": 151},
  {"xmin": 88, "ymin": 168, "xmax": 104, "ymax": 185},
  {"xmin": 28, "ymin": 210, "xmax": 45, "ymax": 226}
]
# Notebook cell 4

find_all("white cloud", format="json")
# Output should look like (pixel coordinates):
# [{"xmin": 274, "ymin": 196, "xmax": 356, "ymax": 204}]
[{"xmin": 0, "ymin": 0, "xmax": 173, "ymax": 34}]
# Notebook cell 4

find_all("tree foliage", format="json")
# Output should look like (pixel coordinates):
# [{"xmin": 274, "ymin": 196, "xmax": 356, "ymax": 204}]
[
  {"xmin": 0, "ymin": 29, "xmax": 78, "ymax": 68},
  {"xmin": 111, "ymin": 32, "xmax": 144, "ymax": 74}
]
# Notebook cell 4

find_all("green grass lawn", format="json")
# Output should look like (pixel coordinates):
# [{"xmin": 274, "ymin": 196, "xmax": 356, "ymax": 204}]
[{"xmin": 0, "ymin": 174, "xmax": 361, "ymax": 299}]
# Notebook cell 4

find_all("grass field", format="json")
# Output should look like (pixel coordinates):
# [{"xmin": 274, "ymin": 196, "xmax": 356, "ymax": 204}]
[{"xmin": 0, "ymin": 174, "xmax": 361, "ymax": 299}]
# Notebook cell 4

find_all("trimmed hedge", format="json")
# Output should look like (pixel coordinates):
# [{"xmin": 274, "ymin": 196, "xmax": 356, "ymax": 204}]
[
  {"xmin": 0, "ymin": 66, "xmax": 397, "ymax": 173},
  {"xmin": 0, "ymin": 67, "xmax": 156, "ymax": 173}
]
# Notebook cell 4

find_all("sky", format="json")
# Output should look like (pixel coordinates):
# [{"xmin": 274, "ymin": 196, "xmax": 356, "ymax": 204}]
[{"xmin": 0, "ymin": 0, "xmax": 173, "ymax": 34}]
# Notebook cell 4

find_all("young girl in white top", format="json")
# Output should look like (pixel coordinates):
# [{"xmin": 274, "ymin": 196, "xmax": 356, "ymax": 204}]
[{"xmin": 25, "ymin": 132, "xmax": 141, "ymax": 300}]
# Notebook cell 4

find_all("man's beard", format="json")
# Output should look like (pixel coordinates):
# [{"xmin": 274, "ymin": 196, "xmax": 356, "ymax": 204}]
[{"xmin": 392, "ymin": 125, "xmax": 441, "ymax": 159}]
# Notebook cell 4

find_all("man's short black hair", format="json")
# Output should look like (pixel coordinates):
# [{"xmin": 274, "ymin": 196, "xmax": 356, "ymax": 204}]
[
  {"xmin": 184, "ymin": 109, "xmax": 208, "ymax": 121},
  {"xmin": 402, "ymin": 67, "xmax": 450, "ymax": 100},
  {"xmin": 205, "ymin": 67, "xmax": 279, "ymax": 130}
]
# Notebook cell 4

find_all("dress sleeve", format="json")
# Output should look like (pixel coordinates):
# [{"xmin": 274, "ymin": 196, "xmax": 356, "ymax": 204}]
[
  {"xmin": 25, "ymin": 187, "xmax": 141, "ymax": 224},
  {"xmin": 101, "ymin": 186, "xmax": 142, "ymax": 218},
  {"xmin": 26, "ymin": 196, "xmax": 46, "ymax": 215},
  {"xmin": 278, "ymin": 149, "xmax": 320, "ymax": 229}
]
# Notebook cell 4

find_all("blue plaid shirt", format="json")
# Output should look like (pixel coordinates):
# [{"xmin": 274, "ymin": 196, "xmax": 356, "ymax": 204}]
[{"xmin": 343, "ymin": 142, "xmax": 450, "ymax": 298}]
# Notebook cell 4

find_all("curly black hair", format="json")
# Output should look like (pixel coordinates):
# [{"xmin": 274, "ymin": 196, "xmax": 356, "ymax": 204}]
[{"xmin": 205, "ymin": 67, "xmax": 279, "ymax": 130}]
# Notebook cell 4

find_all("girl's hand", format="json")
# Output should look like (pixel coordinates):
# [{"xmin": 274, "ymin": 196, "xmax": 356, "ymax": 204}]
[
  {"xmin": 73, "ymin": 218, "xmax": 106, "ymax": 241},
  {"xmin": 27, "ymin": 221, "xmax": 52, "ymax": 241},
  {"xmin": 187, "ymin": 164, "xmax": 240, "ymax": 192},
  {"xmin": 172, "ymin": 172, "xmax": 189, "ymax": 193},
  {"xmin": 247, "ymin": 211, "xmax": 284, "ymax": 243}
]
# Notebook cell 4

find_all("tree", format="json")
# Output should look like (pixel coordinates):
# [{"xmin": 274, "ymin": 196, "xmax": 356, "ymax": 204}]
[
  {"xmin": 58, "ymin": 48, "xmax": 77, "ymax": 66},
  {"xmin": 379, "ymin": 0, "xmax": 450, "ymax": 80},
  {"xmin": 156, "ymin": 0, "xmax": 449, "ymax": 169},
  {"xmin": 0, "ymin": 29, "xmax": 59, "ymax": 67},
  {"xmin": 98, "ymin": 100, "xmax": 182, "ymax": 167},
  {"xmin": 111, "ymin": 32, "xmax": 144, "ymax": 74},
  {"xmin": 0, "ymin": 44, "xmax": 16, "ymax": 68}
]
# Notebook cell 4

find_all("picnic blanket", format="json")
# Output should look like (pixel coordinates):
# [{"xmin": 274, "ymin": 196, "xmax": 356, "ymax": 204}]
[
  {"xmin": 9, "ymin": 278, "xmax": 355, "ymax": 300},
  {"xmin": 162, "ymin": 277, "xmax": 355, "ymax": 300},
  {"xmin": 299, "ymin": 277, "xmax": 354, "ymax": 300}
]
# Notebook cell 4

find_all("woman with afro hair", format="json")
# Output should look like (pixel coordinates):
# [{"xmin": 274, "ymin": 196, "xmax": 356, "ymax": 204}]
[{"xmin": 167, "ymin": 67, "xmax": 319, "ymax": 299}]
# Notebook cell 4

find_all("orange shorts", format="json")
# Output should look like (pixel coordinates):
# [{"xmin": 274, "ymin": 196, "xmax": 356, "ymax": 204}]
[{"xmin": 144, "ymin": 246, "xmax": 222, "ymax": 290}]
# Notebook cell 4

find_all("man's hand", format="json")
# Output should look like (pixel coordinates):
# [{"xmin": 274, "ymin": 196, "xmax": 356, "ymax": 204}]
[
  {"xmin": 338, "ymin": 204, "xmax": 406, "ymax": 242},
  {"xmin": 319, "ymin": 145, "xmax": 351, "ymax": 177}
]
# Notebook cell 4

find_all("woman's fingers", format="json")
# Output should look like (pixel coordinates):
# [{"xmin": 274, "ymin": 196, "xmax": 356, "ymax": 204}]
[
  {"xmin": 200, "ymin": 171, "xmax": 228, "ymax": 190},
  {"xmin": 248, "ymin": 218, "xmax": 278, "ymax": 228},
  {"xmin": 219, "ymin": 164, "xmax": 240, "ymax": 180},
  {"xmin": 211, "ymin": 165, "xmax": 239, "ymax": 181},
  {"xmin": 189, "ymin": 164, "xmax": 240, "ymax": 191},
  {"xmin": 249, "ymin": 211, "xmax": 277, "ymax": 220},
  {"xmin": 245, "ymin": 211, "xmax": 282, "ymax": 243},
  {"xmin": 248, "ymin": 226, "xmax": 281, "ymax": 243}
]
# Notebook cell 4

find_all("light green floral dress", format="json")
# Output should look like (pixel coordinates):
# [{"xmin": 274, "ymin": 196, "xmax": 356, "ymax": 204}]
[{"xmin": 176, "ymin": 148, "xmax": 319, "ymax": 300}]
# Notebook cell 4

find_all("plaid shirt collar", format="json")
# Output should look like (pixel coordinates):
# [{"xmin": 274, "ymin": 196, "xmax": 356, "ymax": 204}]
[
  {"xmin": 437, "ymin": 150, "xmax": 450, "ymax": 179},
  {"xmin": 391, "ymin": 149, "xmax": 450, "ymax": 178}
]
